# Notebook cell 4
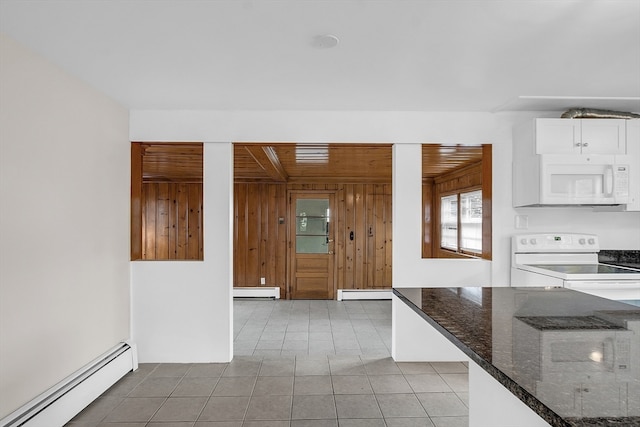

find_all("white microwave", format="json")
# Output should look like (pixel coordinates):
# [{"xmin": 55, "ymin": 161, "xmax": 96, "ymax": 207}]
[
  {"xmin": 513, "ymin": 318, "xmax": 635, "ymax": 383},
  {"xmin": 539, "ymin": 155, "xmax": 629, "ymax": 205}
]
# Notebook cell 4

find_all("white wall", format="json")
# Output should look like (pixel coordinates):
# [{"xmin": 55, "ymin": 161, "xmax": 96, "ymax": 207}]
[
  {"xmin": 131, "ymin": 143, "xmax": 233, "ymax": 363},
  {"xmin": 0, "ymin": 35, "xmax": 130, "ymax": 418}
]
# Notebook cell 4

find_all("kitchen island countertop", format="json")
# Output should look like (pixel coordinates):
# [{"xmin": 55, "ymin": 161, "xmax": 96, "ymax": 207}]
[{"xmin": 393, "ymin": 287, "xmax": 640, "ymax": 427}]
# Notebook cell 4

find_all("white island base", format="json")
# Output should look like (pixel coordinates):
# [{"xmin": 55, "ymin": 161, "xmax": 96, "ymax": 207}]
[{"xmin": 392, "ymin": 293, "xmax": 551, "ymax": 427}]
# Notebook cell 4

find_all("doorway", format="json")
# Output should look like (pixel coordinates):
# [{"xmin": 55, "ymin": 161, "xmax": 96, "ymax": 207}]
[
  {"xmin": 233, "ymin": 143, "xmax": 393, "ymax": 300},
  {"xmin": 289, "ymin": 192, "xmax": 336, "ymax": 299}
]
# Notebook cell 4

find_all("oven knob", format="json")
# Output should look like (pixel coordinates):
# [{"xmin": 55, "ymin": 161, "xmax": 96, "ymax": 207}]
[
  {"xmin": 530, "ymin": 238, "xmax": 537, "ymax": 245},
  {"xmin": 588, "ymin": 238, "xmax": 595, "ymax": 245},
  {"xmin": 520, "ymin": 238, "xmax": 527, "ymax": 245},
  {"xmin": 579, "ymin": 238, "xmax": 586, "ymax": 245}
]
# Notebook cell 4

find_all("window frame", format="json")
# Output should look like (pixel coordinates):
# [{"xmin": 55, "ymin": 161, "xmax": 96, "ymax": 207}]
[{"xmin": 438, "ymin": 185, "xmax": 483, "ymax": 258}]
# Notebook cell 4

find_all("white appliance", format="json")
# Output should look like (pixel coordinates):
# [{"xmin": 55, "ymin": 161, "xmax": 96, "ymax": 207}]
[
  {"xmin": 541, "ymin": 157, "xmax": 629, "ymax": 205},
  {"xmin": 516, "ymin": 155, "xmax": 630, "ymax": 206},
  {"xmin": 513, "ymin": 316, "xmax": 633, "ymax": 383},
  {"xmin": 512, "ymin": 118, "xmax": 640, "ymax": 208},
  {"xmin": 512, "ymin": 314, "xmax": 638, "ymax": 418},
  {"xmin": 511, "ymin": 233, "xmax": 640, "ymax": 305}
]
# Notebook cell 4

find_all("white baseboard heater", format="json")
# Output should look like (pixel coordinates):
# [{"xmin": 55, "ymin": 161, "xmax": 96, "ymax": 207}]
[
  {"xmin": 1, "ymin": 342, "xmax": 137, "ymax": 427},
  {"xmin": 233, "ymin": 287, "xmax": 280, "ymax": 299},
  {"xmin": 337, "ymin": 289, "xmax": 392, "ymax": 301}
]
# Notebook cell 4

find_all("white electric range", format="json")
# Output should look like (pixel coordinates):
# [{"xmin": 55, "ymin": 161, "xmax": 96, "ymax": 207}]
[{"xmin": 511, "ymin": 233, "xmax": 640, "ymax": 306}]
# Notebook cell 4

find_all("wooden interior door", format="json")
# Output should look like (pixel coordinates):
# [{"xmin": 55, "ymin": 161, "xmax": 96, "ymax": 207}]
[{"xmin": 289, "ymin": 192, "xmax": 335, "ymax": 299}]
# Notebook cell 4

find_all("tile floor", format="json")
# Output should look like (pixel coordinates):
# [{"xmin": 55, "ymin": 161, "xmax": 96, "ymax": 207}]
[{"xmin": 66, "ymin": 299, "xmax": 469, "ymax": 427}]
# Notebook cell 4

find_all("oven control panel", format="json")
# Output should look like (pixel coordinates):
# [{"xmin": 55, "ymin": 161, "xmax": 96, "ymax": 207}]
[{"xmin": 512, "ymin": 233, "xmax": 599, "ymax": 253}]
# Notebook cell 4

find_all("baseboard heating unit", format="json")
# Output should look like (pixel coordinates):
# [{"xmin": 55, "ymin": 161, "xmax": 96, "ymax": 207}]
[
  {"xmin": 1, "ymin": 342, "xmax": 137, "ymax": 427},
  {"xmin": 233, "ymin": 287, "xmax": 280, "ymax": 299},
  {"xmin": 337, "ymin": 289, "xmax": 392, "ymax": 301}
]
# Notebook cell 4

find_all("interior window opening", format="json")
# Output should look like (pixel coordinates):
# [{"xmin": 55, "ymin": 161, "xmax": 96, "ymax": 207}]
[
  {"xmin": 422, "ymin": 144, "xmax": 492, "ymax": 260},
  {"xmin": 131, "ymin": 142, "xmax": 204, "ymax": 261}
]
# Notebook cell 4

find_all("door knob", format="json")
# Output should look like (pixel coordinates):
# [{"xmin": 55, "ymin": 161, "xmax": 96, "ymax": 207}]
[
  {"xmin": 328, "ymin": 239, "xmax": 334, "ymax": 243},
  {"xmin": 328, "ymin": 251, "xmax": 334, "ymax": 255}
]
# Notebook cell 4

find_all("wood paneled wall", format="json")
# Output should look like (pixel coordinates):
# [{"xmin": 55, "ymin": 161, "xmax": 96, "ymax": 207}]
[
  {"xmin": 233, "ymin": 183, "xmax": 392, "ymax": 298},
  {"xmin": 234, "ymin": 183, "xmax": 288, "ymax": 293},
  {"xmin": 141, "ymin": 182, "xmax": 203, "ymax": 260},
  {"xmin": 334, "ymin": 183, "xmax": 392, "ymax": 290},
  {"xmin": 422, "ymin": 178, "xmax": 434, "ymax": 258}
]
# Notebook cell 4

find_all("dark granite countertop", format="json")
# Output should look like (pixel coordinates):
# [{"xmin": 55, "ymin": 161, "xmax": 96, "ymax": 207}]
[{"xmin": 393, "ymin": 287, "xmax": 640, "ymax": 427}]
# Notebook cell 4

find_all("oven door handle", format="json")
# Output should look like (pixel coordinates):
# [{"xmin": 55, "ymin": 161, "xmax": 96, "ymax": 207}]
[{"xmin": 603, "ymin": 338, "xmax": 615, "ymax": 372}]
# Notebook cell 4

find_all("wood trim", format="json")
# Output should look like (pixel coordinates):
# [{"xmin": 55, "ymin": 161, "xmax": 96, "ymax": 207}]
[
  {"xmin": 421, "ymin": 178, "xmax": 434, "ymax": 258},
  {"xmin": 481, "ymin": 144, "xmax": 492, "ymax": 260},
  {"xmin": 131, "ymin": 142, "xmax": 143, "ymax": 260},
  {"xmin": 244, "ymin": 145, "xmax": 288, "ymax": 182},
  {"xmin": 286, "ymin": 176, "xmax": 392, "ymax": 184}
]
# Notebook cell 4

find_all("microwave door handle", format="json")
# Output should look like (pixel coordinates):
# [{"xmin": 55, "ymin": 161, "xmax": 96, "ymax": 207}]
[
  {"xmin": 604, "ymin": 165, "xmax": 614, "ymax": 197},
  {"xmin": 603, "ymin": 338, "xmax": 615, "ymax": 372}
]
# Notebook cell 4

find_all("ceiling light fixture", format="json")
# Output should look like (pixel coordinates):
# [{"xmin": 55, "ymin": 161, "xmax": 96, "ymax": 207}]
[{"xmin": 312, "ymin": 34, "xmax": 339, "ymax": 49}]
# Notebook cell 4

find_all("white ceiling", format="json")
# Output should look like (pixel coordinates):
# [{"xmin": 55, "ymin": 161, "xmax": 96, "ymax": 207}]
[{"xmin": 1, "ymin": 0, "xmax": 639, "ymax": 113}]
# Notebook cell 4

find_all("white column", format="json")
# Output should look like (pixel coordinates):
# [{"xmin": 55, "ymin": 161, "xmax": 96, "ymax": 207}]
[
  {"xmin": 392, "ymin": 293, "xmax": 467, "ymax": 362},
  {"xmin": 469, "ymin": 362, "xmax": 551, "ymax": 427},
  {"xmin": 131, "ymin": 142, "xmax": 233, "ymax": 363}
]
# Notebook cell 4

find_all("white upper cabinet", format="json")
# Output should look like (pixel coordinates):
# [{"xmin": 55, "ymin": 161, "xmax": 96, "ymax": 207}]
[
  {"xmin": 580, "ymin": 119, "xmax": 627, "ymax": 154},
  {"xmin": 535, "ymin": 118, "xmax": 626, "ymax": 155}
]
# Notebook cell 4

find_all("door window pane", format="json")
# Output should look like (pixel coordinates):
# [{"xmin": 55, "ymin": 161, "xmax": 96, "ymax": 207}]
[
  {"xmin": 296, "ymin": 199, "xmax": 329, "ymax": 254},
  {"xmin": 460, "ymin": 190, "xmax": 482, "ymax": 253},
  {"xmin": 440, "ymin": 195, "xmax": 458, "ymax": 250}
]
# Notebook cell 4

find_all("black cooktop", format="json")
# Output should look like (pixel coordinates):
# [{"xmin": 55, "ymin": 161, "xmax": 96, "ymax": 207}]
[
  {"xmin": 528, "ymin": 263, "xmax": 640, "ymax": 275},
  {"xmin": 515, "ymin": 315, "xmax": 625, "ymax": 330}
]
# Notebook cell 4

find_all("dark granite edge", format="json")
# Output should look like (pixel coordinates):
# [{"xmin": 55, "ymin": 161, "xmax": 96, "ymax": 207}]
[
  {"xmin": 565, "ymin": 416, "xmax": 640, "ymax": 427},
  {"xmin": 393, "ymin": 288, "xmax": 570, "ymax": 427}
]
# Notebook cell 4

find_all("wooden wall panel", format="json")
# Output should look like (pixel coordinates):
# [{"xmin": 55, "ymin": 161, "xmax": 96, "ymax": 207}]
[
  {"xmin": 155, "ymin": 183, "xmax": 170, "ymax": 259},
  {"xmin": 481, "ymin": 145, "xmax": 493, "ymax": 260},
  {"xmin": 354, "ymin": 185, "xmax": 366, "ymax": 289},
  {"xmin": 422, "ymin": 179, "xmax": 434, "ymax": 258},
  {"xmin": 176, "ymin": 184, "xmax": 189, "ymax": 259},
  {"xmin": 233, "ymin": 182, "xmax": 392, "ymax": 298},
  {"xmin": 336, "ymin": 185, "xmax": 347, "ymax": 292},
  {"xmin": 246, "ymin": 184, "xmax": 261, "ymax": 281},
  {"xmin": 342, "ymin": 187, "xmax": 355, "ymax": 289},
  {"xmin": 141, "ymin": 182, "xmax": 203, "ymax": 260},
  {"xmin": 234, "ymin": 183, "xmax": 247, "ymax": 286},
  {"xmin": 131, "ymin": 143, "xmax": 143, "ymax": 260},
  {"xmin": 143, "ymin": 183, "xmax": 157, "ymax": 259},
  {"xmin": 233, "ymin": 183, "xmax": 288, "ymax": 297},
  {"xmin": 189, "ymin": 184, "xmax": 203, "ymax": 260},
  {"xmin": 384, "ymin": 186, "xmax": 393, "ymax": 287},
  {"xmin": 334, "ymin": 183, "xmax": 392, "ymax": 291}
]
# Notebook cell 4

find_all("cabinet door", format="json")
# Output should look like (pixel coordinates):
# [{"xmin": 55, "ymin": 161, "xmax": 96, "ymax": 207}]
[
  {"xmin": 536, "ymin": 382, "xmax": 581, "ymax": 417},
  {"xmin": 536, "ymin": 119, "xmax": 581, "ymax": 154},
  {"xmin": 581, "ymin": 119, "xmax": 626, "ymax": 154},
  {"xmin": 581, "ymin": 383, "xmax": 627, "ymax": 417}
]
